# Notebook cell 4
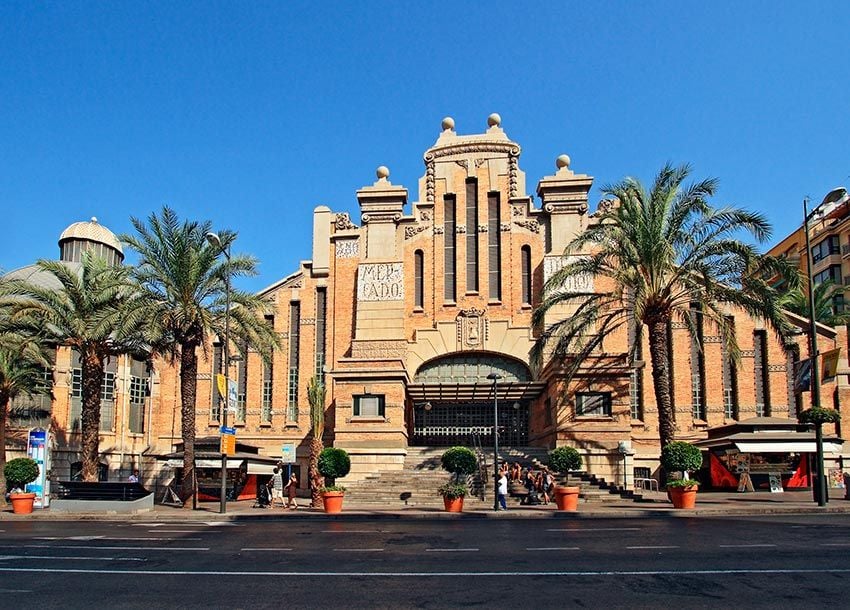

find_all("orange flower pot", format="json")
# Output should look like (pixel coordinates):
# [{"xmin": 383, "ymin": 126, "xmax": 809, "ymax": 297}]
[
  {"xmin": 443, "ymin": 496, "xmax": 464, "ymax": 512},
  {"xmin": 554, "ymin": 486, "xmax": 580, "ymax": 511},
  {"xmin": 321, "ymin": 491, "xmax": 345, "ymax": 514},
  {"xmin": 668, "ymin": 486, "xmax": 698, "ymax": 509},
  {"xmin": 10, "ymin": 492, "xmax": 37, "ymax": 515}
]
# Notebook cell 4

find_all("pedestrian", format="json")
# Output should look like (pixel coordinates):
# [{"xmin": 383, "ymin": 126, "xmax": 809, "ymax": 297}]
[
  {"xmin": 270, "ymin": 467, "xmax": 285, "ymax": 508},
  {"xmin": 543, "ymin": 467, "xmax": 554, "ymax": 505},
  {"xmin": 284, "ymin": 473, "xmax": 298, "ymax": 509},
  {"xmin": 497, "ymin": 470, "xmax": 508, "ymax": 511},
  {"xmin": 128, "ymin": 469, "xmax": 139, "ymax": 483},
  {"xmin": 510, "ymin": 462, "xmax": 521, "ymax": 482}
]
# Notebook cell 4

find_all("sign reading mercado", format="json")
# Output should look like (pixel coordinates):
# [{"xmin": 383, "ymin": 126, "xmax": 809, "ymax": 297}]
[{"xmin": 357, "ymin": 263, "xmax": 404, "ymax": 301}]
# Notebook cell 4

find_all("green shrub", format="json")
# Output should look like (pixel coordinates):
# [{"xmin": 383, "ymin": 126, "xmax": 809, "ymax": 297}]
[
  {"xmin": 317, "ymin": 447, "xmax": 351, "ymax": 480},
  {"xmin": 437, "ymin": 481, "xmax": 468, "ymax": 499},
  {"xmin": 440, "ymin": 447, "xmax": 478, "ymax": 478},
  {"xmin": 660, "ymin": 441, "xmax": 703, "ymax": 474},
  {"xmin": 548, "ymin": 446, "xmax": 583, "ymax": 474},
  {"xmin": 665, "ymin": 477, "xmax": 700, "ymax": 488},
  {"xmin": 319, "ymin": 484, "xmax": 347, "ymax": 493},
  {"xmin": 799, "ymin": 407, "xmax": 841, "ymax": 425},
  {"xmin": 4, "ymin": 457, "xmax": 39, "ymax": 489}
]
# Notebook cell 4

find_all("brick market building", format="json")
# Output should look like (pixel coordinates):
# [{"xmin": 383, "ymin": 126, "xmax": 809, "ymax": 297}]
[{"xmin": 6, "ymin": 115, "xmax": 848, "ymax": 497}]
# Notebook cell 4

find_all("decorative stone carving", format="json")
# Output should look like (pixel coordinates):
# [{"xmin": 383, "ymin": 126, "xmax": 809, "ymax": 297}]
[
  {"xmin": 512, "ymin": 205, "xmax": 525, "ymax": 217},
  {"xmin": 301, "ymin": 318, "xmax": 316, "ymax": 326},
  {"xmin": 456, "ymin": 225, "xmax": 467, "ymax": 234},
  {"xmin": 424, "ymin": 142, "xmax": 521, "ymax": 162},
  {"xmin": 433, "ymin": 226, "xmax": 444, "ymax": 235},
  {"xmin": 455, "ymin": 159, "xmax": 469, "ymax": 170},
  {"xmin": 703, "ymin": 336, "xmax": 722, "ymax": 343},
  {"xmin": 335, "ymin": 239, "xmax": 360, "ymax": 258},
  {"xmin": 513, "ymin": 219, "xmax": 539, "ymax": 233},
  {"xmin": 420, "ymin": 209, "xmax": 432, "ymax": 222},
  {"xmin": 670, "ymin": 322, "xmax": 688, "ymax": 330},
  {"xmin": 768, "ymin": 364, "xmax": 787, "ymax": 372},
  {"xmin": 426, "ymin": 161, "xmax": 436, "ymax": 204},
  {"xmin": 334, "ymin": 213, "xmax": 357, "ymax": 231},
  {"xmin": 357, "ymin": 262, "xmax": 404, "ymax": 301},
  {"xmin": 361, "ymin": 212, "xmax": 402, "ymax": 224},
  {"xmin": 500, "ymin": 223, "xmax": 511, "ymax": 232},
  {"xmin": 456, "ymin": 308, "xmax": 489, "ymax": 350},
  {"xmin": 279, "ymin": 331, "xmax": 289, "ymax": 340},
  {"xmin": 593, "ymin": 198, "xmax": 616, "ymax": 217},
  {"xmin": 543, "ymin": 255, "xmax": 593, "ymax": 294},
  {"xmin": 740, "ymin": 350, "xmax": 756, "ymax": 358},
  {"xmin": 351, "ymin": 340, "xmax": 407, "ymax": 360},
  {"xmin": 405, "ymin": 225, "xmax": 427, "ymax": 239},
  {"xmin": 475, "ymin": 158, "xmax": 487, "ymax": 168},
  {"xmin": 477, "ymin": 224, "xmax": 488, "ymax": 233},
  {"xmin": 197, "ymin": 373, "xmax": 211, "ymax": 381},
  {"xmin": 509, "ymin": 154, "xmax": 519, "ymax": 198}
]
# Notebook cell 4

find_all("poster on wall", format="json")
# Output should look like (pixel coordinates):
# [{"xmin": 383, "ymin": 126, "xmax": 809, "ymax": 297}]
[{"xmin": 26, "ymin": 427, "xmax": 51, "ymax": 508}]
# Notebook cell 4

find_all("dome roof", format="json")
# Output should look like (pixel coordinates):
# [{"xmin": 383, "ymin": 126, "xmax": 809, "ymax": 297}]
[{"xmin": 58, "ymin": 217, "xmax": 123, "ymax": 254}]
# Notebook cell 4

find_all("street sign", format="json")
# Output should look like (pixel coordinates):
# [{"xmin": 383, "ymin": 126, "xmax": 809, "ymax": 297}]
[
  {"xmin": 220, "ymin": 426, "xmax": 236, "ymax": 455},
  {"xmin": 220, "ymin": 426, "xmax": 236, "ymax": 435},
  {"xmin": 280, "ymin": 442, "xmax": 297, "ymax": 464}
]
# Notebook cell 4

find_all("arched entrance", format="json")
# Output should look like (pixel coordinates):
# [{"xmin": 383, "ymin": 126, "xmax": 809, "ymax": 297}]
[{"xmin": 408, "ymin": 353, "xmax": 545, "ymax": 447}]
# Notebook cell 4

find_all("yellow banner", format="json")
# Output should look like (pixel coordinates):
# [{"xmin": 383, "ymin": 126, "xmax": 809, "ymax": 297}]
[
  {"xmin": 822, "ymin": 348, "xmax": 841, "ymax": 382},
  {"xmin": 216, "ymin": 374, "xmax": 227, "ymax": 398}
]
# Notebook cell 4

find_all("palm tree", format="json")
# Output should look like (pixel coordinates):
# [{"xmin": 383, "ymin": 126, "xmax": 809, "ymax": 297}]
[
  {"xmin": 780, "ymin": 279, "xmax": 850, "ymax": 327},
  {"xmin": 533, "ymin": 163, "xmax": 796, "ymax": 452},
  {"xmin": 121, "ymin": 207, "xmax": 278, "ymax": 505},
  {"xmin": 0, "ymin": 329, "xmax": 52, "ymax": 505},
  {"xmin": 0, "ymin": 254, "xmax": 149, "ymax": 482},
  {"xmin": 307, "ymin": 376, "xmax": 326, "ymax": 508}
]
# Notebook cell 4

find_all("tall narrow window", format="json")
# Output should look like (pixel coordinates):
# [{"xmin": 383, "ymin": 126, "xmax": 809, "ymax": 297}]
[
  {"xmin": 262, "ymin": 315, "xmax": 274, "ymax": 424},
  {"xmin": 211, "ymin": 343, "xmax": 222, "ymax": 421},
  {"xmin": 128, "ymin": 358, "xmax": 149, "ymax": 434},
  {"xmin": 786, "ymin": 344, "xmax": 800, "ymax": 418},
  {"xmin": 666, "ymin": 320, "xmax": 675, "ymax": 416},
  {"xmin": 629, "ymin": 320, "xmax": 644, "ymax": 421},
  {"xmin": 414, "ymin": 250, "xmax": 424, "ymax": 309},
  {"xmin": 754, "ymin": 329, "xmax": 770, "ymax": 416},
  {"xmin": 236, "ymin": 341, "xmax": 248, "ymax": 424},
  {"xmin": 690, "ymin": 303, "xmax": 706, "ymax": 421},
  {"xmin": 444, "ymin": 195, "xmax": 456, "ymax": 302},
  {"xmin": 99, "ymin": 362, "xmax": 117, "ymax": 432},
  {"xmin": 520, "ymin": 245, "xmax": 531, "ymax": 305},
  {"xmin": 315, "ymin": 288, "xmax": 326, "ymax": 380},
  {"xmin": 488, "ymin": 192, "xmax": 502, "ymax": 300},
  {"xmin": 466, "ymin": 180, "xmax": 479, "ymax": 293},
  {"xmin": 288, "ymin": 301, "xmax": 301, "ymax": 422},
  {"xmin": 721, "ymin": 316, "xmax": 739, "ymax": 420}
]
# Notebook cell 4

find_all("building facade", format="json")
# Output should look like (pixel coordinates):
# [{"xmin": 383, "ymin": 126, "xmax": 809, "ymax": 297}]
[{"xmin": 6, "ymin": 116, "xmax": 848, "ymax": 494}]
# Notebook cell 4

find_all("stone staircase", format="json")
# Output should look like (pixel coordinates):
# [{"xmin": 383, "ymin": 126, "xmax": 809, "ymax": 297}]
[{"xmin": 340, "ymin": 447, "xmax": 640, "ymax": 507}]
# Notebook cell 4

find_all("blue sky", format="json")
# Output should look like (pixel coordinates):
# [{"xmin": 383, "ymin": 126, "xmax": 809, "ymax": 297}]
[{"xmin": 2, "ymin": 3, "xmax": 849, "ymax": 292}]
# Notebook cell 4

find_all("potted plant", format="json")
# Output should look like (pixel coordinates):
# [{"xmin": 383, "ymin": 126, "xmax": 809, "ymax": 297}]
[
  {"xmin": 548, "ymin": 446, "xmax": 583, "ymax": 511},
  {"xmin": 317, "ymin": 447, "xmax": 350, "ymax": 514},
  {"xmin": 438, "ymin": 446, "xmax": 477, "ymax": 512},
  {"xmin": 661, "ymin": 441, "xmax": 703, "ymax": 509},
  {"xmin": 4, "ymin": 457, "xmax": 40, "ymax": 514}
]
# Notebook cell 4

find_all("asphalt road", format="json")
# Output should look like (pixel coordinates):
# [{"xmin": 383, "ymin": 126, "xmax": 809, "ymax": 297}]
[{"xmin": 1, "ymin": 515, "xmax": 849, "ymax": 608}]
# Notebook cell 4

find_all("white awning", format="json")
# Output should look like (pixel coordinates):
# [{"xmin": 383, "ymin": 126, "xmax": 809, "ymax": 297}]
[
  {"xmin": 735, "ymin": 441, "xmax": 842, "ymax": 454},
  {"xmin": 247, "ymin": 463, "xmax": 277, "ymax": 475},
  {"xmin": 195, "ymin": 458, "xmax": 244, "ymax": 469}
]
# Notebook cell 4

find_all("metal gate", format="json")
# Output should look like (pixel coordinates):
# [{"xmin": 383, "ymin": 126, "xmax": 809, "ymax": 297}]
[{"xmin": 412, "ymin": 402, "xmax": 529, "ymax": 447}]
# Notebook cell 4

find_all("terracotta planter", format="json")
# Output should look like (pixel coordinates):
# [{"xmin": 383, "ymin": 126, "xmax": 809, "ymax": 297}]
[
  {"xmin": 321, "ymin": 491, "xmax": 345, "ymax": 514},
  {"xmin": 668, "ymin": 486, "xmax": 698, "ymax": 509},
  {"xmin": 554, "ymin": 486, "xmax": 580, "ymax": 511},
  {"xmin": 10, "ymin": 492, "xmax": 37, "ymax": 515},
  {"xmin": 443, "ymin": 495, "xmax": 464, "ymax": 513}
]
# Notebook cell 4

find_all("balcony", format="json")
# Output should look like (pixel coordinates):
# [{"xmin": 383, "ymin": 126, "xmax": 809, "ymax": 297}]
[{"xmin": 844, "ymin": 244, "xmax": 850, "ymax": 258}]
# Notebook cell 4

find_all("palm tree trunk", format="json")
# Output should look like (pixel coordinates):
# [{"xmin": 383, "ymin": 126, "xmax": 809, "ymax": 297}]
[
  {"xmin": 0, "ymin": 393, "xmax": 8, "ymax": 506},
  {"xmin": 179, "ymin": 340, "xmax": 199, "ymax": 507},
  {"xmin": 309, "ymin": 437, "xmax": 325, "ymax": 508},
  {"xmin": 80, "ymin": 350, "xmax": 105, "ymax": 482},
  {"xmin": 647, "ymin": 319, "xmax": 676, "ymax": 450}
]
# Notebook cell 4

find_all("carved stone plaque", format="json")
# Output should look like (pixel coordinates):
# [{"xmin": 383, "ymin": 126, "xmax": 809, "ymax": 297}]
[
  {"xmin": 335, "ymin": 239, "xmax": 360, "ymax": 259},
  {"xmin": 457, "ymin": 308, "xmax": 488, "ymax": 350},
  {"xmin": 357, "ymin": 262, "xmax": 404, "ymax": 301},
  {"xmin": 543, "ymin": 255, "xmax": 593, "ymax": 294}
]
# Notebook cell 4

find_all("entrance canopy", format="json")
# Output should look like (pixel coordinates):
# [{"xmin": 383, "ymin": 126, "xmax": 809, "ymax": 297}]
[{"xmin": 407, "ymin": 381, "xmax": 546, "ymax": 405}]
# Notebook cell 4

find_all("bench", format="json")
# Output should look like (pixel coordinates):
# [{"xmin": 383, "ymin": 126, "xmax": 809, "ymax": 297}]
[{"xmin": 57, "ymin": 481, "xmax": 150, "ymax": 501}]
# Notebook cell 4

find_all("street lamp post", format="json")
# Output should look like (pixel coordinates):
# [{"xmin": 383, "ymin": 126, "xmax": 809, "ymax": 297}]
[
  {"xmin": 487, "ymin": 373, "xmax": 502, "ymax": 512},
  {"xmin": 206, "ymin": 232, "xmax": 232, "ymax": 515}
]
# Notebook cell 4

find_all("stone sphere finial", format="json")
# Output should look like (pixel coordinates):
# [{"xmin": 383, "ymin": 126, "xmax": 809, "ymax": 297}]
[
  {"xmin": 487, "ymin": 113, "xmax": 502, "ymax": 127},
  {"xmin": 441, "ymin": 116, "xmax": 455, "ymax": 131},
  {"xmin": 556, "ymin": 154, "xmax": 571, "ymax": 170},
  {"xmin": 91, "ymin": 216, "xmax": 98, "ymax": 223},
  {"xmin": 376, "ymin": 166, "xmax": 390, "ymax": 180}
]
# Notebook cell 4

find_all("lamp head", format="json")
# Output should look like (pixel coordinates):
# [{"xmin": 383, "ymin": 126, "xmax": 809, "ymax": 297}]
[{"xmin": 205, "ymin": 232, "xmax": 223, "ymax": 249}]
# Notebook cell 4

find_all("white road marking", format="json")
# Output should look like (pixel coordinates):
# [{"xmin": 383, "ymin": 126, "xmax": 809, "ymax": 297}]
[
  {"xmin": 333, "ymin": 548, "xmax": 384, "ymax": 552},
  {"xmin": 820, "ymin": 543, "xmax": 850, "ymax": 547},
  {"xmin": 546, "ymin": 527, "xmax": 640, "ymax": 534},
  {"xmin": 149, "ymin": 530, "xmax": 206, "ymax": 533},
  {"xmin": 241, "ymin": 548, "xmax": 293, "ymax": 552},
  {"xmin": 322, "ymin": 529, "xmax": 383, "ymax": 533},
  {"xmin": 525, "ymin": 547, "xmax": 580, "ymax": 551},
  {"xmin": 627, "ymin": 545, "xmax": 679, "ymax": 550},
  {"xmin": 425, "ymin": 548, "xmax": 479, "ymax": 552},
  {"xmin": 0, "ymin": 589, "xmax": 31, "ymax": 593},
  {"xmin": 33, "ymin": 536, "xmax": 201, "ymax": 542},
  {"xmin": 2, "ymin": 545, "xmax": 209, "ymax": 551},
  {"xmin": 718, "ymin": 544, "xmax": 777, "ymax": 548},
  {"xmin": 0, "ymin": 555, "xmax": 145, "ymax": 562},
  {"xmin": 1, "ymin": 568, "xmax": 850, "ymax": 577},
  {"xmin": 133, "ymin": 522, "xmax": 240, "ymax": 528}
]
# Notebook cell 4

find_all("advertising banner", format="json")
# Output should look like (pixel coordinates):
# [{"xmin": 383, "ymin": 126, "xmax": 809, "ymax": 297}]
[{"xmin": 26, "ymin": 427, "xmax": 50, "ymax": 508}]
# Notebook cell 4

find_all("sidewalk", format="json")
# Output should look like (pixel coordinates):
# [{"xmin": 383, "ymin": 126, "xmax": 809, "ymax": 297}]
[{"xmin": 3, "ymin": 488, "xmax": 849, "ymax": 521}]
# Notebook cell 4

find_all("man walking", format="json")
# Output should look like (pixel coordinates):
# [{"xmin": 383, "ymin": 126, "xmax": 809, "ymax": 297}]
[
  {"xmin": 497, "ymin": 470, "xmax": 508, "ymax": 511},
  {"xmin": 270, "ymin": 467, "xmax": 285, "ymax": 508}
]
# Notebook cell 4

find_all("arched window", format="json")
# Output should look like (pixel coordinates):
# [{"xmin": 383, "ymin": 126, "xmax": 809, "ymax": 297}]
[
  {"xmin": 414, "ymin": 250, "xmax": 424, "ymax": 309},
  {"xmin": 414, "ymin": 353, "xmax": 531, "ymax": 384},
  {"xmin": 521, "ymin": 245, "xmax": 531, "ymax": 305}
]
